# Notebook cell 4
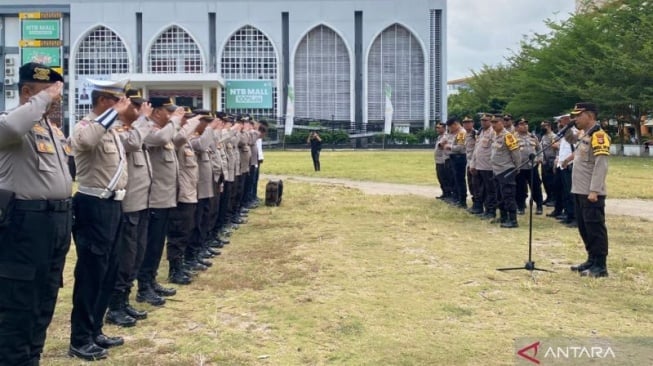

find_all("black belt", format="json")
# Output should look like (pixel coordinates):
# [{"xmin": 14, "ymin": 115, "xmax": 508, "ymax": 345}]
[{"xmin": 14, "ymin": 198, "xmax": 72, "ymax": 212}]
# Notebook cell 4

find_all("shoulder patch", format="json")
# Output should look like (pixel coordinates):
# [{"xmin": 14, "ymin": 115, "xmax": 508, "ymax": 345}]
[
  {"xmin": 32, "ymin": 124, "xmax": 48, "ymax": 135},
  {"xmin": 591, "ymin": 131, "xmax": 610, "ymax": 156},
  {"xmin": 505, "ymin": 133, "xmax": 519, "ymax": 151},
  {"xmin": 77, "ymin": 120, "xmax": 90, "ymax": 129}
]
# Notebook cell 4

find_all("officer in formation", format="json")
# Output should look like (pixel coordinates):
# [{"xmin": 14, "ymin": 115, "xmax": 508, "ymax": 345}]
[
  {"xmin": 434, "ymin": 122, "xmax": 453, "ymax": 200},
  {"xmin": 443, "ymin": 116, "xmax": 468, "ymax": 208},
  {"xmin": 463, "ymin": 116, "xmax": 483, "ymax": 214},
  {"xmin": 514, "ymin": 118, "xmax": 544, "ymax": 215},
  {"xmin": 539, "ymin": 120, "xmax": 559, "ymax": 207},
  {"xmin": 0, "ymin": 63, "xmax": 70, "ymax": 366},
  {"xmin": 547, "ymin": 114, "xmax": 579, "ymax": 227}
]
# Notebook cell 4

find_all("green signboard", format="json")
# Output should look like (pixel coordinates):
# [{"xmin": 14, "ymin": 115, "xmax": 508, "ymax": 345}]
[
  {"xmin": 22, "ymin": 19, "xmax": 61, "ymax": 40},
  {"xmin": 22, "ymin": 47, "xmax": 61, "ymax": 67},
  {"xmin": 225, "ymin": 80, "xmax": 273, "ymax": 109}
]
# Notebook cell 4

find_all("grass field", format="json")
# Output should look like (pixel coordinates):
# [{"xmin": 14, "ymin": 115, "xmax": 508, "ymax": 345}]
[{"xmin": 41, "ymin": 151, "xmax": 652, "ymax": 365}]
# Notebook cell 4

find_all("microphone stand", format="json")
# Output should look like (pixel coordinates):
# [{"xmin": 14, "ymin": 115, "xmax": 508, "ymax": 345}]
[{"xmin": 496, "ymin": 126, "xmax": 575, "ymax": 274}]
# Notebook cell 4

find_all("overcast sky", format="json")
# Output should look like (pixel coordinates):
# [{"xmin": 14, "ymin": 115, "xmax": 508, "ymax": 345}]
[{"xmin": 447, "ymin": 0, "xmax": 577, "ymax": 80}]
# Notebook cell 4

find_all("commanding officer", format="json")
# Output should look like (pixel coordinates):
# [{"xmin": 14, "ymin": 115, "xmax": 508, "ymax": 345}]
[
  {"xmin": 490, "ymin": 114, "xmax": 521, "ymax": 228},
  {"xmin": 434, "ymin": 122, "xmax": 453, "ymax": 200},
  {"xmin": 539, "ymin": 120, "xmax": 559, "ymax": 206},
  {"xmin": 137, "ymin": 98, "xmax": 183, "ymax": 305},
  {"xmin": 514, "ymin": 118, "xmax": 544, "ymax": 215},
  {"xmin": 462, "ymin": 116, "xmax": 482, "ymax": 214},
  {"xmin": 569, "ymin": 103, "xmax": 610, "ymax": 278},
  {"xmin": 443, "ymin": 116, "xmax": 467, "ymax": 208},
  {"xmin": 0, "ymin": 63, "xmax": 70, "ymax": 366},
  {"xmin": 469, "ymin": 114, "xmax": 497, "ymax": 220},
  {"xmin": 106, "ymin": 90, "xmax": 152, "ymax": 328},
  {"xmin": 69, "ymin": 78, "xmax": 130, "ymax": 361}
]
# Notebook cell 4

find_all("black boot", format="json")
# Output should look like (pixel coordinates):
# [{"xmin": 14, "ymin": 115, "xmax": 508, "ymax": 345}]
[
  {"xmin": 481, "ymin": 209, "xmax": 496, "ymax": 220},
  {"xmin": 581, "ymin": 255, "xmax": 608, "ymax": 278},
  {"xmin": 467, "ymin": 201, "xmax": 483, "ymax": 215},
  {"xmin": 124, "ymin": 290, "xmax": 147, "ymax": 320},
  {"xmin": 570, "ymin": 255, "xmax": 594, "ymax": 272},
  {"xmin": 152, "ymin": 280, "xmax": 177, "ymax": 297},
  {"xmin": 184, "ymin": 255, "xmax": 208, "ymax": 272},
  {"xmin": 168, "ymin": 258, "xmax": 192, "ymax": 285},
  {"xmin": 136, "ymin": 281, "xmax": 166, "ymax": 306},
  {"xmin": 501, "ymin": 212, "xmax": 519, "ymax": 228},
  {"xmin": 105, "ymin": 291, "xmax": 137, "ymax": 327},
  {"xmin": 491, "ymin": 210, "xmax": 507, "ymax": 224}
]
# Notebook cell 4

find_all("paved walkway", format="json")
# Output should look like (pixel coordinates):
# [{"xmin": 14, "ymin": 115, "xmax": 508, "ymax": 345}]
[{"xmin": 262, "ymin": 174, "xmax": 652, "ymax": 220}]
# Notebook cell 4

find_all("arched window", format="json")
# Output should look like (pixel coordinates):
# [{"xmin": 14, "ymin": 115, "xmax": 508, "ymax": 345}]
[
  {"xmin": 220, "ymin": 25, "xmax": 278, "ymax": 117},
  {"xmin": 74, "ymin": 26, "xmax": 130, "ymax": 119},
  {"xmin": 294, "ymin": 25, "xmax": 351, "ymax": 121},
  {"xmin": 148, "ymin": 25, "xmax": 203, "ymax": 73},
  {"xmin": 368, "ymin": 24, "xmax": 424, "ymax": 123}
]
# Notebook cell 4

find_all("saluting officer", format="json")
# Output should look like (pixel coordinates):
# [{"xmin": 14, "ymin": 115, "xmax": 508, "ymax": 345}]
[
  {"xmin": 490, "ymin": 114, "xmax": 521, "ymax": 228},
  {"xmin": 469, "ymin": 114, "xmax": 497, "ymax": 220},
  {"xmin": 0, "ymin": 63, "xmax": 70, "ymax": 366},
  {"xmin": 69, "ymin": 78, "xmax": 130, "ymax": 361},
  {"xmin": 444, "ymin": 116, "xmax": 467, "ymax": 208},
  {"xmin": 105, "ymin": 90, "xmax": 152, "ymax": 328},
  {"xmin": 569, "ymin": 103, "xmax": 610, "ymax": 278},
  {"xmin": 137, "ymin": 98, "xmax": 183, "ymax": 305}
]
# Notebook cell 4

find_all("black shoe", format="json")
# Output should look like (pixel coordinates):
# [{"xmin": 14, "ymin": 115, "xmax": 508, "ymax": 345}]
[
  {"xmin": 556, "ymin": 214, "xmax": 568, "ymax": 221},
  {"xmin": 580, "ymin": 263, "xmax": 609, "ymax": 278},
  {"xmin": 184, "ymin": 259, "xmax": 208, "ymax": 272},
  {"xmin": 105, "ymin": 309, "xmax": 137, "ymax": 327},
  {"xmin": 219, "ymin": 229, "xmax": 232, "ymax": 237},
  {"xmin": 535, "ymin": 206, "xmax": 543, "ymax": 215},
  {"xmin": 563, "ymin": 219, "xmax": 577, "ymax": 228},
  {"xmin": 480, "ymin": 212, "xmax": 495, "ymax": 220},
  {"xmin": 206, "ymin": 247, "xmax": 221, "ymax": 256},
  {"xmin": 69, "ymin": 343, "xmax": 108, "ymax": 361},
  {"xmin": 219, "ymin": 236, "xmax": 230, "ymax": 245},
  {"xmin": 545, "ymin": 201, "xmax": 556, "ymax": 207},
  {"xmin": 546, "ymin": 211, "xmax": 562, "ymax": 217},
  {"xmin": 152, "ymin": 281, "xmax": 176, "ymax": 297},
  {"xmin": 571, "ymin": 257, "xmax": 594, "ymax": 272},
  {"xmin": 124, "ymin": 304, "xmax": 147, "ymax": 320},
  {"xmin": 239, "ymin": 212, "xmax": 249, "ymax": 218},
  {"xmin": 169, "ymin": 271, "xmax": 192, "ymax": 285},
  {"xmin": 207, "ymin": 239, "xmax": 224, "ymax": 248},
  {"xmin": 232, "ymin": 218, "xmax": 247, "ymax": 225},
  {"xmin": 501, "ymin": 213, "xmax": 519, "ymax": 228},
  {"xmin": 197, "ymin": 256, "xmax": 213, "ymax": 267},
  {"xmin": 467, "ymin": 206, "xmax": 484, "ymax": 215},
  {"xmin": 240, "ymin": 208, "xmax": 250, "ymax": 214},
  {"xmin": 136, "ymin": 287, "xmax": 166, "ymax": 306},
  {"xmin": 94, "ymin": 334, "xmax": 124, "ymax": 348}
]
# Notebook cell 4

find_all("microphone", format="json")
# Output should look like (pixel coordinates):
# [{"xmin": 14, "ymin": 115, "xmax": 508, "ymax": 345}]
[{"xmin": 555, "ymin": 120, "xmax": 576, "ymax": 139}]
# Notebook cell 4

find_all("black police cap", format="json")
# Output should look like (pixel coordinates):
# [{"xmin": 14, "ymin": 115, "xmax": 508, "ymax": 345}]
[
  {"xmin": 150, "ymin": 97, "xmax": 177, "ymax": 111},
  {"xmin": 19, "ymin": 62, "xmax": 63, "ymax": 84}
]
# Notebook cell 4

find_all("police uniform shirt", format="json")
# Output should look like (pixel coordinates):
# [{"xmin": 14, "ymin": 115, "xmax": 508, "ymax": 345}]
[
  {"xmin": 238, "ymin": 131, "xmax": 251, "ymax": 174},
  {"xmin": 192, "ymin": 127, "xmax": 216, "ymax": 200},
  {"xmin": 144, "ymin": 117, "xmax": 181, "ymax": 209},
  {"xmin": 0, "ymin": 91, "xmax": 72, "ymax": 200},
  {"xmin": 449, "ymin": 128, "xmax": 467, "ymax": 155},
  {"xmin": 516, "ymin": 131, "xmax": 542, "ymax": 168},
  {"xmin": 214, "ymin": 129, "xmax": 233, "ymax": 183},
  {"xmin": 464, "ymin": 128, "xmax": 476, "ymax": 162},
  {"xmin": 434, "ymin": 133, "xmax": 447, "ymax": 164},
  {"xmin": 571, "ymin": 127, "xmax": 609, "ymax": 196},
  {"xmin": 118, "ymin": 116, "xmax": 153, "ymax": 213},
  {"xmin": 229, "ymin": 133, "xmax": 241, "ymax": 177},
  {"xmin": 249, "ymin": 130, "xmax": 259, "ymax": 167},
  {"xmin": 469, "ymin": 127, "xmax": 494, "ymax": 171},
  {"xmin": 72, "ymin": 112, "xmax": 128, "ymax": 191},
  {"xmin": 491, "ymin": 128, "xmax": 521, "ymax": 174},
  {"xmin": 540, "ymin": 130, "xmax": 558, "ymax": 163},
  {"xmin": 173, "ymin": 119, "xmax": 200, "ymax": 204}
]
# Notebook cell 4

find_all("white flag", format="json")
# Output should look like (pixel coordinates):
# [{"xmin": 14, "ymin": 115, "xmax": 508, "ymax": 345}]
[
  {"xmin": 384, "ymin": 83, "xmax": 393, "ymax": 134},
  {"xmin": 284, "ymin": 85, "xmax": 295, "ymax": 136}
]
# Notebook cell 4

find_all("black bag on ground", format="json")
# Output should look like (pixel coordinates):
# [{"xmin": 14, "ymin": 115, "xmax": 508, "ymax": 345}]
[{"xmin": 265, "ymin": 180, "xmax": 283, "ymax": 207}]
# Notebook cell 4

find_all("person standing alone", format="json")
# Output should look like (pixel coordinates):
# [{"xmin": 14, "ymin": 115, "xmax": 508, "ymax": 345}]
[{"xmin": 308, "ymin": 130, "xmax": 322, "ymax": 171}]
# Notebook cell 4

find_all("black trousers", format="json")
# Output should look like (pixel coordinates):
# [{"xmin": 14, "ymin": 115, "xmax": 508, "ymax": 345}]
[
  {"xmin": 467, "ymin": 169, "xmax": 482, "ymax": 205},
  {"xmin": 166, "ymin": 203, "xmax": 196, "ymax": 261},
  {"xmin": 574, "ymin": 194, "xmax": 608, "ymax": 257},
  {"xmin": 190, "ymin": 198, "xmax": 212, "ymax": 253},
  {"xmin": 248, "ymin": 165, "xmax": 259, "ymax": 203},
  {"xmin": 435, "ymin": 162, "xmax": 453, "ymax": 197},
  {"xmin": 478, "ymin": 170, "xmax": 497, "ymax": 212},
  {"xmin": 515, "ymin": 167, "xmax": 543, "ymax": 210},
  {"xmin": 231, "ymin": 174, "xmax": 244, "ymax": 217},
  {"xmin": 242, "ymin": 167, "xmax": 254, "ymax": 206},
  {"xmin": 114, "ymin": 209, "xmax": 149, "ymax": 293},
  {"xmin": 554, "ymin": 167, "xmax": 575, "ymax": 219},
  {"xmin": 220, "ymin": 181, "xmax": 233, "ymax": 228},
  {"xmin": 541, "ymin": 162, "xmax": 557, "ymax": 203},
  {"xmin": 70, "ymin": 193, "xmax": 122, "ymax": 347},
  {"xmin": 495, "ymin": 169, "xmax": 517, "ymax": 212},
  {"xmin": 0, "ymin": 201, "xmax": 71, "ymax": 366},
  {"xmin": 137, "ymin": 208, "xmax": 170, "ymax": 286},
  {"xmin": 311, "ymin": 149, "xmax": 321, "ymax": 171},
  {"xmin": 449, "ymin": 155, "xmax": 467, "ymax": 204}
]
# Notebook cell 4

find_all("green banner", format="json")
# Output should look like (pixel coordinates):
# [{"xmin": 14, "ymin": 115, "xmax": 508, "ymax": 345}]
[
  {"xmin": 22, "ymin": 47, "xmax": 61, "ymax": 67},
  {"xmin": 22, "ymin": 19, "xmax": 60, "ymax": 40},
  {"xmin": 225, "ymin": 80, "xmax": 273, "ymax": 109}
]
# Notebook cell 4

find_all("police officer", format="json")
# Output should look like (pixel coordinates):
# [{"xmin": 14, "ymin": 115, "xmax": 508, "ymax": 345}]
[
  {"xmin": 208, "ymin": 112, "xmax": 229, "ymax": 243},
  {"xmin": 514, "ymin": 118, "xmax": 544, "ymax": 215},
  {"xmin": 539, "ymin": 120, "xmax": 559, "ymax": 206},
  {"xmin": 137, "ymin": 98, "xmax": 184, "ymax": 305},
  {"xmin": 0, "ymin": 63, "xmax": 70, "ymax": 366},
  {"xmin": 469, "ymin": 114, "xmax": 497, "ymax": 220},
  {"xmin": 215, "ymin": 114, "xmax": 238, "ymax": 235},
  {"xmin": 434, "ymin": 122, "xmax": 453, "ymax": 200},
  {"xmin": 69, "ymin": 78, "xmax": 130, "ymax": 360},
  {"xmin": 444, "ymin": 116, "xmax": 467, "ymax": 208},
  {"xmin": 490, "ymin": 114, "xmax": 521, "ymax": 228},
  {"xmin": 463, "ymin": 116, "xmax": 482, "ymax": 214},
  {"xmin": 502, "ymin": 114, "xmax": 515, "ymax": 133},
  {"xmin": 569, "ymin": 103, "xmax": 610, "ymax": 278},
  {"xmin": 552, "ymin": 114, "xmax": 578, "ymax": 226},
  {"xmin": 106, "ymin": 90, "xmax": 152, "ymax": 328}
]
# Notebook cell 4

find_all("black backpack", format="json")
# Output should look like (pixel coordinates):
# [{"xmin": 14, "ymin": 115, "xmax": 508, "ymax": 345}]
[{"xmin": 265, "ymin": 180, "xmax": 283, "ymax": 206}]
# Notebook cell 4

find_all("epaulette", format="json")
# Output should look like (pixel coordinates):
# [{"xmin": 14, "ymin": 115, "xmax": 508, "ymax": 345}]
[
  {"xmin": 591, "ymin": 130, "xmax": 610, "ymax": 156},
  {"xmin": 505, "ymin": 132, "xmax": 519, "ymax": 151}
]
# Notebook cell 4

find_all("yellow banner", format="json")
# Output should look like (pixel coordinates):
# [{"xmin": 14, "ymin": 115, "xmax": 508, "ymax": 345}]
[
  {"xmin": 19, "ymin": 12, "xmax": 62, "ymax": 19},
  {"xmin": 19, "ymin": 40, "xmax": 63, "ymax": 47}
]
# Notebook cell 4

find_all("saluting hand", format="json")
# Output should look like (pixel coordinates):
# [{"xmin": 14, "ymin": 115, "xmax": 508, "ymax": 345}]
[
  {"xmin": 45, "ymin": 81, "xmax": 64, "ymax": 102},
  {"xmin": 140, "ymin": 102, "xmax": 153, "ymax": 119},
  {"xmin": 113, "ymin": 97, "xmax": 131, "ymax": 114},
  {"xmin": 172, "ymin": 107, "xmax": 186, "ymax": 119}
]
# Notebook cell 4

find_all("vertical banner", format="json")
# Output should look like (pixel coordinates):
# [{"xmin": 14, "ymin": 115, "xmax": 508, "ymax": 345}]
[
  {"xmin": 384, "ymin": 83, "xmax": 394, "ymax": 134},
  {"xmin": 284, "ymin": 85, "xmax": 295, "ymax": 136}
]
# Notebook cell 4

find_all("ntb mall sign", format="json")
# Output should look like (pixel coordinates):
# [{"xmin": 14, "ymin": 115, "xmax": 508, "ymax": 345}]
[{"xmin": 225, "ymin": 80, "xmax": 273, "ymax": 109}]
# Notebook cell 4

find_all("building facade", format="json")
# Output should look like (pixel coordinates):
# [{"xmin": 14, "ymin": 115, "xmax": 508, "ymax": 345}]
[{"xmin": 0, "ymin": 0, "xmax": 447, "ymax": 133}]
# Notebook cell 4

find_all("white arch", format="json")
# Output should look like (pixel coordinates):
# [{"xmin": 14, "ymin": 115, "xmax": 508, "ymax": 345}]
[
  {"xmin": 218, "ymin": 23, "xmax": 281, "ymax": 68},
  {"xmin": 291, "ymin": 22, "xmax": 354, "ymax": 67},
  {"xmin": 144, "ymin": 23, "xmax": 207, "ymax": 73}
]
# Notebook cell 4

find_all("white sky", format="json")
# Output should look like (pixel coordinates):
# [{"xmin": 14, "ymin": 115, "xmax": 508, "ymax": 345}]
[{"xmin": 447, "ymin": 0, "xmax": 577, "ymax": 80}]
